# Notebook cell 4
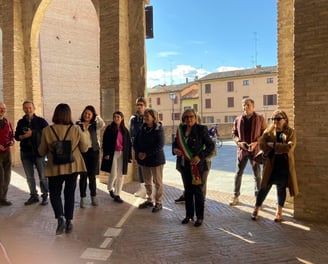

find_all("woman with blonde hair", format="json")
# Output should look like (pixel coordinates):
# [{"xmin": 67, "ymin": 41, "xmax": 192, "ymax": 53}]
[
  {"xmin": 173, "ymin": 109, "xmax": 215, "ymax": 227},
  {"xmin": 251, "ymin": 110, "xmax": 298, "ymax": 222},
  {"xmin": 134, "ymin": 108, "xmax": 166, "ymax": 213}
]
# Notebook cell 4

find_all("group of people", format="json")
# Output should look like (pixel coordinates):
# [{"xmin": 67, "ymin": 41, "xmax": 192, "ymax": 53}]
[
  {"xmin": 0, "ymin": 96, "xmax": 298, "ymax": 234},
  {"xmin": 228, "ymin": 98, "xmax": 298, "ymax": 222}
]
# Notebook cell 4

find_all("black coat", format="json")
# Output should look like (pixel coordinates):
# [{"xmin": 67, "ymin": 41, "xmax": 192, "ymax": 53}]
[
  {"xmin": 133, "ymin": 122, "xmax": 166, "ymax": 167},
  {"xmin": 101, "ymin": 124, "xmax": 132, "ymax": 174},
  {"xmin": 173, "ymin": 124, "xmax": 215, "ymax": 176}
]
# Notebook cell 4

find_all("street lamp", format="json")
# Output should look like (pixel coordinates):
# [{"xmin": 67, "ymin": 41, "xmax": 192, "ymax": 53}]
[{"xmin": 169, "ymin": 92, "xmax": 176, "ymax": 143}]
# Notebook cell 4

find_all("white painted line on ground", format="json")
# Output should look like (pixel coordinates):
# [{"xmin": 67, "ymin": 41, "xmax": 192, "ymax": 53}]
[
  {"xmin": 115, "ymin": 198, "xmax": 141, "ymax": 228},
  {"xmin": 100, "ymin": 237, "xmax": 113, "ymax": 248},
  {"xmin": 103, "ymin": 227, "xmax": 122, "ymax": 237},
  {"xmin": 80, "ymin": 248, "xmax": 112, "ymax": 261}
]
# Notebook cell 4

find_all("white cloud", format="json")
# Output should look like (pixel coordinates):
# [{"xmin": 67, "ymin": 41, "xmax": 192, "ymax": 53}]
[
  {"xmin": 147, "ymin": 64, "xmax": 210, "ymax": 88},
  {"xmin": 216, "ymin": 66, "xmax": 244, "ymax": 72},
  {"xmin": 156, "ymin": 51, "xmax": 180, "ymax": 58}
]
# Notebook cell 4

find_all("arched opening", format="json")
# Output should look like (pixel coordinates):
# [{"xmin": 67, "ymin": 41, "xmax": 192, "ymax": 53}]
[{"xmin": 39, "ymin": 0, "xmax": 100, "ymax": 121}]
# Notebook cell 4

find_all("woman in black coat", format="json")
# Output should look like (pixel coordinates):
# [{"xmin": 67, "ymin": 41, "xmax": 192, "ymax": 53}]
[
  {"xmin": 134, "ymin": 108, "xmax": 165, "ymax": 213},
  {"xmin": 101, "ymin": 111, "xmax": 132, "ymax": 203},
  {"xmin": 173, "ymin": 109, "xmax": 215, "ymax": 227}
]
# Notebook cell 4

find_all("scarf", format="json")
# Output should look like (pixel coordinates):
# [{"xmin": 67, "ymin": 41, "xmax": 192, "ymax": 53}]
[{"xmin": 176, "ymin": 124, "xmax": 202, "ymax": 185}]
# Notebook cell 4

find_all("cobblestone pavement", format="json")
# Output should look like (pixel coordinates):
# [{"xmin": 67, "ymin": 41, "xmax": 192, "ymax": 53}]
[{"xmin": 1, "ymin": 163, "xmax": 328, "ymax": 264}]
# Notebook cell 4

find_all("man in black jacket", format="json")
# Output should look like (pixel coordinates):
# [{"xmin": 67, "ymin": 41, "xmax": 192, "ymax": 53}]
[
  {"xmin": 129, "ymin": 97, "xmax": 147, "ymax": 197},
  {"xmin": 15, "ymin": 101, "xmax": 49, "ymax": 205}
]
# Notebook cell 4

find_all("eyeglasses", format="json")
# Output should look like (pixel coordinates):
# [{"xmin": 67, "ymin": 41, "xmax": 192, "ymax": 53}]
[
  {"xmin": 184, "ymin": 115, "xmax": 195, "ymax": 119},
  {"xmin": 271, "ymin": 117, "xmax": 284, "ymax": 121}
]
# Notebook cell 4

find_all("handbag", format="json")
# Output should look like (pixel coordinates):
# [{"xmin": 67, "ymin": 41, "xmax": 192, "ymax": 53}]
[{"xmin": 253, "ymin": 150, "xmax": 265, "ymax": 164}]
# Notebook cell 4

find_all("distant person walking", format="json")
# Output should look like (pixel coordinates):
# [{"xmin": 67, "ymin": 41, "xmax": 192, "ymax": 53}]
[
  {"xmin": 76, "ymin": 105, "xmax": 105, "ymax": 208},
  {"xmin": 129, "ymin": 97, "xmax": 147, "ymax": 198},
  {"xmin": 38, "ymin": 103, "xmax": 88, "ymax": 235},
  {"xmin": 229, "ymin": 98, "xmax": 267, "ymax": 206},
  {"xmin": 14, "ymin": 100, "xmax": 49, "ymax": 206},
  {"xmin": 251, "ymin": 110, "xmax": 298, "ymax": 222},
  {"xmin": 101, "ymin": 111, "xmax": 132, "ymax": 203},
  {"xmin": 0, "ymin": 102, "xmax": 14, "ymax": 206}
]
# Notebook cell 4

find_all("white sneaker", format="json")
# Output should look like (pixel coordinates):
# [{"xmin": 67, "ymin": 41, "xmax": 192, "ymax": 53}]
[
  {"xmin": 229, "ymin": 196, "xmax": 239, "ymax": 206},
  {"xmin": 80, "ymin": 197, "xmax": 86, "ymax": 208}
]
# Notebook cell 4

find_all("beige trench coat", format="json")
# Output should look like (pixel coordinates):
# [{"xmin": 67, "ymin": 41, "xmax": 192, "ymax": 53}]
[
  {"xmin": 260, "ymin": 126, "xmax": 299, "ymax": 197},
  {"xmin": 38, "ymin": 124, "xmax": 88, "ymax": 177}
]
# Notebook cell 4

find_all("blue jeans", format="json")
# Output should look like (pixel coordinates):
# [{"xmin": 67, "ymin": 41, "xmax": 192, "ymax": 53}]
[
  {"xmin": 21, "ymin": 151, "xmax": 48, "ymax": 196},
  {"xmin": 233, "ymin": 154, "xmax": 261, "ymax": 197}
]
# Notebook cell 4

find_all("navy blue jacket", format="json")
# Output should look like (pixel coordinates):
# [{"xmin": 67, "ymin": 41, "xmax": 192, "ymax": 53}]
[{"xmin": 133, "ymin": 122, "xmax": 166, "ymax": 167}]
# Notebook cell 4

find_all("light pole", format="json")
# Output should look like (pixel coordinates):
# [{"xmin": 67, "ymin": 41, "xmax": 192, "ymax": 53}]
[{"xmin": 169, "ymin": 92, "xmax": 176, "ymax": 143}]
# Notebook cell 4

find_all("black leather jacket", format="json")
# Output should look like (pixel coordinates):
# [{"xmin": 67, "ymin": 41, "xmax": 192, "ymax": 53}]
[{"xmin": 173, "ymin": 124, "xmax": 215, "ymax": 175}]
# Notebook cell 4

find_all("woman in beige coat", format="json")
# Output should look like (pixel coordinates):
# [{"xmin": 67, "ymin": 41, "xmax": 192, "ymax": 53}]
[
  {"xmin": 38, "ymin": 103, "xmax": 88, "ymax": 235},
  {"xmin": 251, "ymin": 110, "xmax": 298, "ymax": 222}
]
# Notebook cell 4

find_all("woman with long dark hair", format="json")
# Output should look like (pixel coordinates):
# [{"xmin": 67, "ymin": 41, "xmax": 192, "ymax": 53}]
[
  {"xmin": 101, "ymin": 111, "xmax": 132, "ymax": 203},
  {"xmin": 38, "ymin": 103, "xmax": 88, "ymax": 235},
  {"xmin": 251, "ymin": 110, "xmax": 298, "ymax": 222},
  {"xmin": 76, "ymin": 105, "xmax": 105, "ymax": 208}
]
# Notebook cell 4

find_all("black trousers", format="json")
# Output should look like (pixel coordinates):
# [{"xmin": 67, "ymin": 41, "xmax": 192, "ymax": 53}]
[
  {"xmin": 79, "ymin": 149, "xmax": 99, "ymax": 197},
  {"xmin": 48, "ymin": 173, "xmax": 78, "ymax": 220},
  {"xmin": 181, "ymin": 166, "xmax": 204, "ymax": 219}
]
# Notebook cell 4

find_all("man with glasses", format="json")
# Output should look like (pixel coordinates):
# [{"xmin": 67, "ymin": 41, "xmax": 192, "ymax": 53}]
[
  {"xmin": 229, "ymin": 98, "xmax": 267, "ymax": 206},
  {"xmin": 14, "ymin": 101, "xmax": 49, "ymax": 205},
  {"xmin": 0, "ymin": 102, "xmax": 14, "ymax": 206},
  {"xmin": 129, "ymin": 97, "xmax": 147, "ymax": 197}
]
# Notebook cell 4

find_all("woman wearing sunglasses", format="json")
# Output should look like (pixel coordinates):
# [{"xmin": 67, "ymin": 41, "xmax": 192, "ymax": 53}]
[{"xmin": 251, "ymin": 110, "xmax": 298, "ymax": 222}]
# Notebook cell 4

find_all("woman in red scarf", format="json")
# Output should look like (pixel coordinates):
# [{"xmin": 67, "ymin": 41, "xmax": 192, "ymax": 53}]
[{"xmin": 173, "ymin": 109, "xmax": 215, "ymax": 227}]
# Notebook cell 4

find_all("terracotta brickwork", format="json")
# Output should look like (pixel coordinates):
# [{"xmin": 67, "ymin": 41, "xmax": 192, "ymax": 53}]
[
  {"xmin": 0, "ymin": 0, "xmax": 147, "ymax": 184},
  {"xmin": 278, "ymin": 0, "xmax": 328, "ymax": 222}
]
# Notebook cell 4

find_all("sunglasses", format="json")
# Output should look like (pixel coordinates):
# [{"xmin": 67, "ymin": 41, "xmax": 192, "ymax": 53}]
[
  {"xmin": 184, "ymin": 115, "xmax": 195, "ymax": 119},
  {"xmin": 271, "ymin": 117, "xmax": 284, "ymax": 121}
]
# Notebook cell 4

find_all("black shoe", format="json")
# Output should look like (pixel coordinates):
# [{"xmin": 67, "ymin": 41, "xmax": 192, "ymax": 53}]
[
  {"xmin": 56, "ymin": 217, "xmax": 65, "ymax": 235},
  {"xmin": 40, "ymin": 194, "xmax": 48, "ymax": 205},
  {"xmin": 251, "ymin": 210, "xmax": 258, "ymax": 221},
  {"xmin": 114, "ymin": 195, "xmax": 123, "ymax": 203},
  {"xmin": 194, "ymin": 219, "xmax": 203, "ymax": 227},
  {"xmin": 175, "ymin": 195, "xmax": 185, "ymax": 204},
  {"xmin": 152, "ymin": 203, "xmax": 162, "ymax": 213},
  {"xmin": 65, "ymin": 220, "xmax": 73, "ymax": 233},
  {"xmin": 109, "ymin": 190, "xmax": 115, "ymax": 198},
  {"xmin": 181, "ymin": 217, "xmax": 193, "ymax": 224},
  {"xmin": 24, "ymin": 195, "xmax": 39, "ymax": 205},
  {"xmin": 0, "ymin": 199, "xmax": 12, "ymax": 206},
  {"xmin": 138, "ymin": 200, "xmax": 153, "ymax": 209}
]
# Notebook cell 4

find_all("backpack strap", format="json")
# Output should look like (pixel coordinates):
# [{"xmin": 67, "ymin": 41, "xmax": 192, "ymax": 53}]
[
  {"xmin": 63, "ymin": 125, "xmax": 73, "ymax": 140},
  {"xmin": 50, "ymin": 125, "xmax": 73, "ymax": 140}
]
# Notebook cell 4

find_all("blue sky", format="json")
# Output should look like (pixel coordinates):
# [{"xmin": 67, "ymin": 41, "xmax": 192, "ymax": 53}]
[{"xmin": 146, "ymin": 0, "xmax": 277, "ymax": 88}]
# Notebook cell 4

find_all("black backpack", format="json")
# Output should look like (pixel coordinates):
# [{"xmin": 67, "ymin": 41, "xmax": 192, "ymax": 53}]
[{"xmin": 50, "ymin": 125, "xmax": 74, "ymax": 165}]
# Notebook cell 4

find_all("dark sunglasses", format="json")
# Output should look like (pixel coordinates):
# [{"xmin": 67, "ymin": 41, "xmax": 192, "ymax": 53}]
[
  {"xmin": 271, "ymin": 117, "xmax": 284, "ymax": 121},
  {"xmin": 184, "ymin": 115, "xmax": 195, "ymax": 119}
]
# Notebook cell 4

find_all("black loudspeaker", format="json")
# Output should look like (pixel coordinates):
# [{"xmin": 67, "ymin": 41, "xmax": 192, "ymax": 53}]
[{"xmin": 145, "ymin": 6, "xmax": 154, "ymax": 39}]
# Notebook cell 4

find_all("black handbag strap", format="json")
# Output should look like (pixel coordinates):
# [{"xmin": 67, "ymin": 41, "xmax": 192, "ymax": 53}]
[{"xmin": 50, "ymin": 125, "xmax": 73, "ymax": 141}]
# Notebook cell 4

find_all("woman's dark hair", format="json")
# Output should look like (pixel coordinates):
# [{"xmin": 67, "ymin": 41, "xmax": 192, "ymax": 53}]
[
  {"xmin": 52, "ymin": 103, "xmax": 73, "ymax": 125},
  {"xmin": 111, "ymin": 111, "xmax": 126, "ymax": 130},
  {"xmin": 80, "ymin": 105, "xmax": 97, "ymax": 123}
]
